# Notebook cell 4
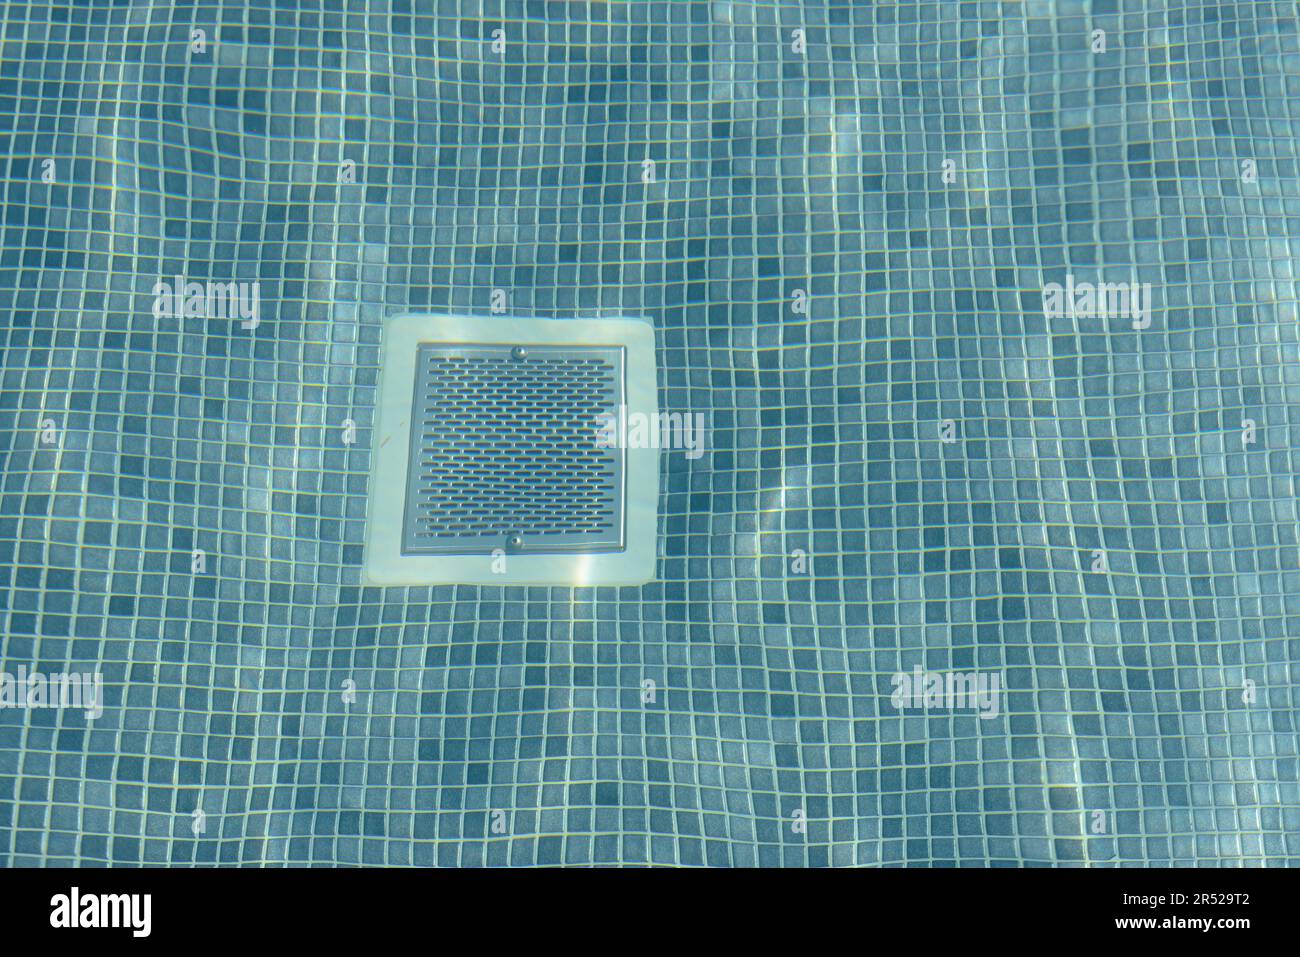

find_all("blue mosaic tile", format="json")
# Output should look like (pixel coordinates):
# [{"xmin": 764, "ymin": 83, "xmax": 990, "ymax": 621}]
[{"xmin": 1, "ymin": 0, "xmax": 1299, "ymax": 867}]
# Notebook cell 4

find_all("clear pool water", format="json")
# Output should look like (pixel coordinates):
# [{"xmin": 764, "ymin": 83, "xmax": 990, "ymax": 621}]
[{"xmin": 1, "ymin": 0, "xmax": 1298, "ymax": 866}]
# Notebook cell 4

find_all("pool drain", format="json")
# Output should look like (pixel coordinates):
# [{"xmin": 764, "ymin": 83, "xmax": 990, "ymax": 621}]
[{"xmin": 363, "ymin": 314, "xmax": 659, "ymax": 586}]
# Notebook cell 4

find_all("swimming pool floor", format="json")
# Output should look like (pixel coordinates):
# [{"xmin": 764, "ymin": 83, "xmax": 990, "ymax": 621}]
[{"xmin": 1, "ymin": 0, "xmax": 1298, "ymax": 865}]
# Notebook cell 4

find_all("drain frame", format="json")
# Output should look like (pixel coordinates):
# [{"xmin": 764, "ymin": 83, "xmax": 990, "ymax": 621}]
[{"xmin": 363, "ymin": 314, "xmax": 659, "ymax": 586}]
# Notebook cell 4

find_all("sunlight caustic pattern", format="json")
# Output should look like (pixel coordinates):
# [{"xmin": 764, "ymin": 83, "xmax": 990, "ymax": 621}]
[{"xmin": 0, "ymin": 0, "xmax": 1298, "ymax": 866}]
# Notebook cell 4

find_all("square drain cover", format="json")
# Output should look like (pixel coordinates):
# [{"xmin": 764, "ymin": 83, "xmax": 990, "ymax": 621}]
[
  {"xmin": 364, "ymin": 315, "xmax": 658, "ymax": 586},
  {"xmin": 402, "ymin": 344, "xmax": 625, "ymax": 554}
]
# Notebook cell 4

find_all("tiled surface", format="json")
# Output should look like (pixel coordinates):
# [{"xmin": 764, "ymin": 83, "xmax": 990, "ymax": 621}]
[{"xmin": 1, "ymin": 0, "xmax": 1299, "ymax": 865}]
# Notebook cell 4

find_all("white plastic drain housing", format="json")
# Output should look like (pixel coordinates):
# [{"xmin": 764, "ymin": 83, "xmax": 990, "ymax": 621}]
[{"xmin": 363, "ymin": 314, "xmax": 659, "ymax": 586}]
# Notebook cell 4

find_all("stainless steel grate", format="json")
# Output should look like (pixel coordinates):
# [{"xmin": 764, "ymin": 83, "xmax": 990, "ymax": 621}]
[{"xmin": 401, "ymin": 344, "xmax": 625, "ymax": 554}]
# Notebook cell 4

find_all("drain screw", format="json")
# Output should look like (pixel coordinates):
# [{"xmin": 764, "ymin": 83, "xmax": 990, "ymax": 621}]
[{"xmin": 511, "ymin": 346, "xmax": 528, "ymax": 360}]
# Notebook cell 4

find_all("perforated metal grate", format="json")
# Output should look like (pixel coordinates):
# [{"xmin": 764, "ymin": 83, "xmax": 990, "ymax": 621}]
[{"xmin": 401, "ymin": 344, "xmax": 625, "ymax": 554}]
